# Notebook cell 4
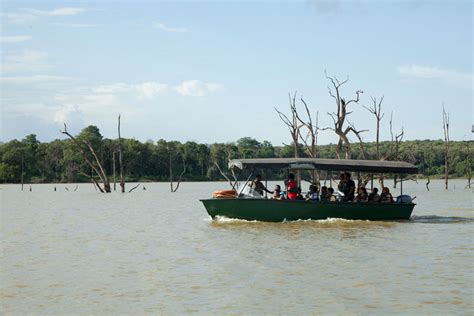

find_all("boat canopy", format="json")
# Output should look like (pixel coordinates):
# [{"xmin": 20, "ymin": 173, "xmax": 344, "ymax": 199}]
[{"xmin": 228, "ymin": 158, "xmax": 418, "ymax": 174}]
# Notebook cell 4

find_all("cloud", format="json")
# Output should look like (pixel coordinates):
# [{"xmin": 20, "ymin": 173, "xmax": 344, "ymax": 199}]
[
  {"xmin": 154, "ymin": 22, "xmax": 189, "ymax": 33},
  {"xmin": 94, "ymin": 83, "xmax": 130, "ymax": 94},
  {"xmin": 1, "ymin": 79, "xmax": 223, "ymax": 132},
  {"xmin": 83, "ymin": 94, "xmax": 118, "ymax": 106},
  {"xmin": 0, "ymin": 75, "xmax": 73, "ymax": 84},
  {"xmin": 53, "ymin": 22, "xmax": 97, "ymax": 28},
  {"xmin": 398, "ymin": 65, "xmax": 473, "ymax": 88},
  {"xmin": 26, "ymin": 7, "xmax": 85, "ymax": 16},
  {"xmin": 0, "ymin": 35, "xmax": 32, "ymax": 43},
  {"xmin": 1, "ymin": 12, "xmax": 36, "ymax": 24},
  {"xmin": 175, "ymin": 80, "xmax": 222, "ymax": 97},
  {"xmin": 94, "ymin": 82, "xmax": 168, "ymax": 99},
  {"xmin": 54, "ymin": 104, "xmax": 78, "ymax": 123},
  {"xmin": 1, "ymin": 50, "xmax": 50, "ymax": 73},
  {"xmin": 134, "ymin": 82, "xmax": 168, "ymax": 99},
  {"xmin": 2, "ymin": 7, "xmax": 85, "ymax": 23}
]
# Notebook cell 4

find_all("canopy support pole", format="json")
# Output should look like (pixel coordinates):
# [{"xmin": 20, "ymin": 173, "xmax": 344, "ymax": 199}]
[
  {"xmin": 232, "ymin": 169, "xmax": 243, "ymax": 191},
  {"xmin": 400, "ymin": 174, "xmax": 403, "ymax": 196},
  {"xmin": 239, "ymin": 168, "xmax": 255, "ymax": 198},
  {"xmin": 371, "ymin": 174, "xmax": 374, "ymax": 190},
  {"xmin": 264, "ymin": 169, "xmax": 268, "ymax": 198}
]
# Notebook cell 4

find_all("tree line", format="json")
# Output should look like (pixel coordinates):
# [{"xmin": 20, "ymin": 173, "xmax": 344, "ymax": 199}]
[
  {"xmin": 0, "ymin": 128, "xmax": 472, "ymax": 184},
  {"xmin": 1, "ymin": 73, "xmax": 471, "ymax": 189}
]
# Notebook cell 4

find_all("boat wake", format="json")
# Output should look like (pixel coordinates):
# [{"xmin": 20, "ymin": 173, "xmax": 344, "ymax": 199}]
[
  {"xmin": 410, "ymin": 215, "xmax": 474, "ymax": 224},
  {"xmin": 209, "ymin": 216, "xmax": 368, "ymax": 224}
]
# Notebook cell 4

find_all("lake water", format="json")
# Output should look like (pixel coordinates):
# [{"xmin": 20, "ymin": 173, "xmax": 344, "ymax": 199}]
[{"xmin": 1, "ymin": 179, "xmax": 472, "ymax": 315}]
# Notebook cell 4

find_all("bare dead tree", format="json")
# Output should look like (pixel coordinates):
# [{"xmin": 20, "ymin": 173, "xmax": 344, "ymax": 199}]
[
  {"xmin": 442, "ymin": 106, "xmax": 450, "ymax": 190},
  {"xmin": 295, "ymin": 97, "xmax": 320, "ymax": 158},
  {"xmin": 295, "ymin": 96, "xmax": 320, "ymax": 183},
  {"xmin": 170, "ymin": 155, "xmax": 186, "ymax": 192},
  {"xmin": 380, "ymin": 112, "xmax": 404, "ymax": 188},
  {"xmin": 347, "ymin": 121, "xmax": 369, "ymax": 160},
  {"xmin": 213, "ymin": 161, "xmax": 237, "ymax": 190},
  {"xmin": 388, "ymin": 112, "xmax": 404, "ymax": 160},
  {"xmin": 426, "ymin": 177, "xmax": 430, "ymax": 191},
  {"xmin": 212, "ymin": 144, "xmax": 241, "ymax": 190},
  {"xmin": 79, "ymin": 171, "xmax": 103, "ymax": 192},
  {"xmin": 128, "ymin": 183, "xmax": 141, "ymax": 193},
  {"xmin": 466, "ymin": 140, "xmax": 472, "ymax": 188},
  {"xmin": 364, "ymin": 96, "xmax": 385, "ymax": 160},
  {"xmin": 275, "ymin": 92, "xmax": 303, "ymax": 158},
  {"xmin": 118, "ymin": 115, "xmax": 125, "ymax": 193},
  {"xmin": 323, "ymin": 71, "xmax": 363, "ymax": 159},
  {"xmin": 275, "ymin": 91, "xmax": 304, "ymax": 186},
  {"xmin": 61, "ymin": 123, "xmax": 111, "ymax": 193},
  {"xmin": 112, "ymin": 150, "xmax": 116, "ymax": 191}
]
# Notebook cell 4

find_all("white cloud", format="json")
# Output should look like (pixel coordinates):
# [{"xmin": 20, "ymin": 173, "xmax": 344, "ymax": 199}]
[
  {"xmin": 1, "ymin": 12, "xmax": 36, "ymax": 24},
  {"xmin": 25, "ymin": 7, "xmax": 85, "ymax": 17},
  {"xmin": 0, "ymin": 35, "xmax": 32, "ymax": 43},
  {"xmin": 175, "ymin": 80, "xmax": 222, "ymax": 96},
  {"xmin": 134, "ymin": 82, "xmax": 168, "ymax": 99},
  {"xmin": 2, "ymin": 7, "xmax": 85, "ymax": 23},
  {"xmin": 1, "ymin": 79, "xmax": 222, "ymax": 133},
  {"xmin": 398, "ymin": 65, "xmax": 473, "ymax": 88},
  {"xmin": 54, "ymin": 104, "xmax": 78, "ymax": 123},
  {"xmin": 1, "ymin": 75, "xmax": 72, "ymax": 84},
  {"xmin": 94, "ymin": 83, "xmax": 130, "ymax": 94},
  {"xmin": 154, "ymin": 22, "xmax": 189, "ymax": 33},
  {"xmin": 1, "ymin": 50, "xmax": 50, "ymax": 73},
  {"xmin": 83, "ymin": 94, "xmax": 118, "ymax": 107},
  {"xmin": 94, "ymin": 82, "xmax": 168, "ymax": 99},
  {"xmin": 53, "ymin": 22, "xmax": 97, "ymax": 28}
]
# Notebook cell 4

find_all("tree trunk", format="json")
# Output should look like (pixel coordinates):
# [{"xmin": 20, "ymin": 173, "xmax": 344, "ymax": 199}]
[
  {"xmin": 118, "ymin": 115, "xmax": 125, "ymax": 193},
  {"xmin": 466, "ymin": 141, "xmax": 471, "ymax": 188},
  {"xmin": 442, "ymin": 107, "xmax": 450, "ymax": 190},
  {"xmin": 61, "ymin": 124, "xmax": 111, "ymax": 192},
  {"xmin": 112, "ymin": 150, "xmax": 116, "ymax": 191},
  {"xmin": 21, "ymin": 153, "xmax": 24, "ymax": 191}
]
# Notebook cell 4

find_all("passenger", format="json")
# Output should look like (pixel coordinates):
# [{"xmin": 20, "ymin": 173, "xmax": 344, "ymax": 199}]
[
  {"xmin": 355, "ymin": 187, "xmax": 369, "ymax": 202},
  {"xmin": 285, "ymin": 173, "xmax": 298, "ymax": 200},
  {"xmin": 368, "ymin": 188, "xmax": 380, "ymax": 202},
  {"xmin": 327, "ymin": 187, "xmax": 336, "ymax": 202},
  {"xmin": 320, "ymin": 186, "xmax": 329, "ymax": 201},
  {"xmin": 295, "ymin": 187, "xmax": 304, "ymax": 200},
  {"xmin": 380, "ymin": 187, "xmax": 394, "ymax": 203},
  {"xmin": 343, "ymin": 172, "xmax": 356, "ymax": 202},
  {"xmin": 337, "ymin": 173, "xmax": 346, "ymax": 194},
  {"xmin": 272, "ymin": 185, "xmax": 285, "ymax": 200},
  {"xmin": 250, "ymin": 174, "xmax": 272, "ymax": 196},
  {"xmin": 306, "ymin": 184, "xmax": 319, "ymax": 201}
]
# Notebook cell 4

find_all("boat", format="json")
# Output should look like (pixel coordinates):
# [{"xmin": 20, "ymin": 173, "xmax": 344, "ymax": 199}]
[{"xmin": 200, "ymin": 158, "xmax": 418, "ymax": 222}]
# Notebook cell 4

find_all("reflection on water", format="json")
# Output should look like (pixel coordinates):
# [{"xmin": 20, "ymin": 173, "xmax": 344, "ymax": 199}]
[
  {"xmin": 410, "ymin": 215, "xmax": 474, "ymax": 224},
  {"xmin": 0, "ymin": 179, "xmax": 472, "ymax": 315}
]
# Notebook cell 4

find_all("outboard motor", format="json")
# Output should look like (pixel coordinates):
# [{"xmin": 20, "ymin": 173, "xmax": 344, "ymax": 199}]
[{"xmin": 396, "ymin": 195, "xmax": 413, "ymax": 204}]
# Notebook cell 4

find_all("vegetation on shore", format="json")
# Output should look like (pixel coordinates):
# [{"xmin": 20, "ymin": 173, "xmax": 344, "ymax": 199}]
[{"xmin": 0, "ymin": 127, "xmax": 472, "ymax": 184}]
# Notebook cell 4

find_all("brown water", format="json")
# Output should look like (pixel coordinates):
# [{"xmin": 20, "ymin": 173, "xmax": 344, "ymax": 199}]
[{"xmin": 1, "ymin": 180, "xmax": 473, "ymax": 315}]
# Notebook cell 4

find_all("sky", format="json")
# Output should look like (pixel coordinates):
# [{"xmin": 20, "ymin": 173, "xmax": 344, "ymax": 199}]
[{"xmin": 1, "ymin": 0, "xmax": 472, "ymax": 146}]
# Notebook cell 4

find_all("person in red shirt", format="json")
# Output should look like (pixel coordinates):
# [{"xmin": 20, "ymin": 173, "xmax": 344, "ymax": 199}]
[{"xmin": 285, "ymin": 173, "xmax": 298, "ymax": 199}]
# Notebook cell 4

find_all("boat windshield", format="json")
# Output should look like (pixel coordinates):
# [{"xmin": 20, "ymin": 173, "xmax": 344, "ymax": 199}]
[{"xmin": 238, "ymin": 185, "xmax": 264, "ymax": 199}]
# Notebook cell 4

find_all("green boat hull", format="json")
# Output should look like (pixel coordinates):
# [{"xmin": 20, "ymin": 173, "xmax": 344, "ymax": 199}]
[{"xmin": 200, "ymin": 198, "xmax": 415, "ymax": 222}]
